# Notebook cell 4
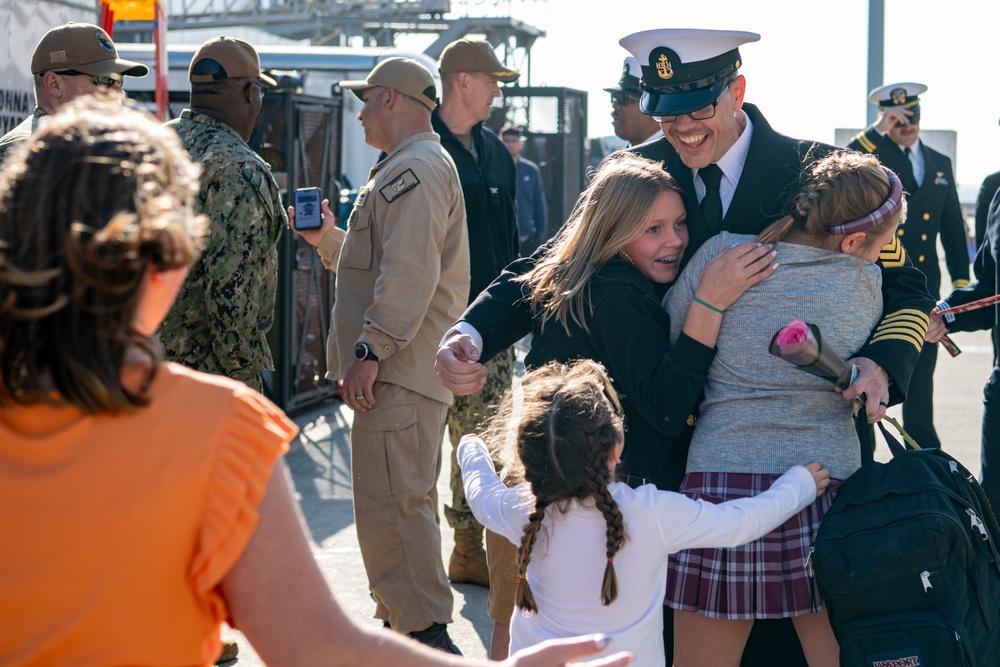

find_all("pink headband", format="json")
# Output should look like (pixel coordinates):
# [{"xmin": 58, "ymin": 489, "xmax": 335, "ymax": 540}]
[{"xmin": 829, "ymin": 166, "xmax": 903, "ymax": 235}]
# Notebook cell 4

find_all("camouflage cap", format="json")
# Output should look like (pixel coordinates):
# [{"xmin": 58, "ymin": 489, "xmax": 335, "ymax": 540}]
[
  {"xmin": 340, "ymin": 57, "xmax": 437, "ymax": 111},
  {"xmin": 188, "ymin": 35, "xmax": 277, "ymax": 86},
  {"xmin": 30, "ymin": 22, "xmax": 148, "ymax": 77},
  {"xmin": 439, "ymin": 39, "xmax": 520, "ymax": 83}
]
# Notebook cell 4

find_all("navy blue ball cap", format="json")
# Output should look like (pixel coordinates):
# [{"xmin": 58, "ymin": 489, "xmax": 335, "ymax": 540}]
[{"xmin": 620, "ymin": 28, "xmax": 759, "ymax": 116}]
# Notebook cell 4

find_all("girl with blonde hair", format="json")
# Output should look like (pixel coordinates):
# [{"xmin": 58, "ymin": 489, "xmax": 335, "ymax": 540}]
[{"xmin": 665, "ymin": 150, "xmax": 908, "ymax": 666}]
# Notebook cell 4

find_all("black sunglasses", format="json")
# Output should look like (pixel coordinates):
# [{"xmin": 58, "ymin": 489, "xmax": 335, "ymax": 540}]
[
  {"xmin": 44, "ymin": 69, "xmax": 123, "ymax": 89},
  {"xmin": 244, "ymin": 80, "xmax": 267, "ymax": 100},
  {"xmin": 610, "ymin": 91, "xmax": 639, "ymax": 106}
]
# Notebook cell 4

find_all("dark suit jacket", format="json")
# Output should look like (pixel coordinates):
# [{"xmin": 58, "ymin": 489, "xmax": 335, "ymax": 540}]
[
  {"xmin": 944, "ymin": 190, "xmax": 999, "ymax": 355},
  {"xmin": 976, "ymin": 171, "xmax": 1000, "ymax": 250},
  {"xmin": 848, "ymin": 128, "xmax": 970, "ymax": 298}
]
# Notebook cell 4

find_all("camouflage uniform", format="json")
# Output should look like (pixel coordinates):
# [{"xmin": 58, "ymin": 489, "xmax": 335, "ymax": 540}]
[
  {"xmin": 159, "ymin": 109, "xmax": 285, "ymax": 392},
  {"xmin": 0, "ymin": 107, "xmax": 46, "ymax": 164}
]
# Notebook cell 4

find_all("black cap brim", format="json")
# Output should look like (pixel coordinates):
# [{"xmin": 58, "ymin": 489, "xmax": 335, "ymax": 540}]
[
  {"xmin": 640, "ymin": 77, "xmax": 730, "ymax": 117},
  {"xmin": 604, "ymin": 84, "xmax": 642, "ymax": 98}
]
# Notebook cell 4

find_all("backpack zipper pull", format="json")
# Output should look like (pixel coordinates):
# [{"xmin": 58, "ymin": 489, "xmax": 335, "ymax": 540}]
[
  {"xmin": 967, "ymin": 508, "xmax": 988, "ymax": 540},
  {"xmin": 950, "ymin": 461, "xmax": 959, "ymax": 474},
  {"xmin": 920, "ymin": 570, "xmax": 933, "ymax": 592}
]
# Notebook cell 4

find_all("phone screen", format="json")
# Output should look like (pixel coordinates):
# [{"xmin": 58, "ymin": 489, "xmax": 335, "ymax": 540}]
[{"xmin": 294, "ymin": 188, "xmax": 323, "ymax": 230}]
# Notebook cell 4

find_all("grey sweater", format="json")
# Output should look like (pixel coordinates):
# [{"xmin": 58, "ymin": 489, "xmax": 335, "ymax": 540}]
[{"xmin": 666, "ymin": 233, "xmax": 883, "ymax": 480}]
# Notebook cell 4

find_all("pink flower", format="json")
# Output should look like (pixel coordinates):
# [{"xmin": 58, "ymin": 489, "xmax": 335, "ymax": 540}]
[{"xmin": 775, "ymin": 318, "xmax": 809, "ymax": 346}]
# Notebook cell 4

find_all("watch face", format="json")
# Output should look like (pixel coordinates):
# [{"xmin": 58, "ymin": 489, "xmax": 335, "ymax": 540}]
[{"xmin": 355, "ymin": 343, "xmax": 367, "ymax": 360}]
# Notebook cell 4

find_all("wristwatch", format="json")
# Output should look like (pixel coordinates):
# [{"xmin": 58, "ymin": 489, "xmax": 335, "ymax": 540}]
[{"xmin": 354, "ymin": 342, "xmax": 379, "ymax": 362}]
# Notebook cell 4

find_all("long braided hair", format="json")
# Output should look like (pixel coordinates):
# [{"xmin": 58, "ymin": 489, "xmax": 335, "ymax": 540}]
[
  {"xmin": 481, "ymin": 359, "xmax": 627, "ymax": 613},
  {"xmin": 756, "ymin": 149, "xmax": 906, "ymax": 249}
]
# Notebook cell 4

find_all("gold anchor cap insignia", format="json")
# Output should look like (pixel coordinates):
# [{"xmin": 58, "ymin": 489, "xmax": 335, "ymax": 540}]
[
  {"xmin": 890, "ymin": 88, "xmax": 908, "ymax": 105},
  {"xmin": 656, "ymin": 53, "xmax": 674, "ymax": 80}
]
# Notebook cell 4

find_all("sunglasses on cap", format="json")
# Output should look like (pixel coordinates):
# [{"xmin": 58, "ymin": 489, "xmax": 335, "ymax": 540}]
[
  {"xmin": 610, "ymin": 90, "xmax": 640, "ymax": 106},
  {"xmin": 43, "ymin": 69, "xmax": 124, "ymax": 89}
]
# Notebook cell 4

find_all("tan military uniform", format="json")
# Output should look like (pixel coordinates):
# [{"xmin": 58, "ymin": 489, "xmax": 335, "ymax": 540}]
[{"xmin": 317, "ymin": 130, "xmax": 470, "ymax": 633}]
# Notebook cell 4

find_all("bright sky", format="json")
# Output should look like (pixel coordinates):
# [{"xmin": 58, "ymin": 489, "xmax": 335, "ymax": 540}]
[{"xmin": 404, "ymin": 0, "xmax": 1000, "ymax": 202}]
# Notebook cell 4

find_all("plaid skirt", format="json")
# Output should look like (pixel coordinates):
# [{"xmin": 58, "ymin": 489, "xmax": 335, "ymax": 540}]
[{"xmin": 665, "ymin": 471, "xmax": 843, "ymax": 619}]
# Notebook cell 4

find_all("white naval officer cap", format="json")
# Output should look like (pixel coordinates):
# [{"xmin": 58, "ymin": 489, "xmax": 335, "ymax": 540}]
[
  {"xmin": 603, "ymin": 56, "xmax": 644, "ymax": 99},
  {"xmin": 868, "ymin": 82, "xmax": 927, "ymax": 109},
  {"xmin": 619, "ymin": 28, "xmax": 759, "ymax": 117}
]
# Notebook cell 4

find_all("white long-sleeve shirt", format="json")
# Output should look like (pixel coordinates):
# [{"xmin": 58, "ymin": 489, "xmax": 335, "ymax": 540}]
[{"xmin": 458, "ymin": 436, "xmax": 816, "ymax": 667}]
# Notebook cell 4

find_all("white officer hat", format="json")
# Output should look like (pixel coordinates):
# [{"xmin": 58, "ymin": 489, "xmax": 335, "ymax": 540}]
[
  {"xmin": 868, "ymin": 82, "xmax": 927, "ymax": 109},
  {"xmin": 619, "ymin": 28, "xmax": 759, "ymax": 116},
  {"xmin": 603, "ymin": 56, "xmax": 643, "ymax": 99}
]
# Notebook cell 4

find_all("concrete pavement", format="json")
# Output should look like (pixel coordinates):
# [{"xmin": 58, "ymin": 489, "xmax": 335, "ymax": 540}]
[{"xmin": 220, "ymin": 326, "xmax": 995, "ymax": 665}]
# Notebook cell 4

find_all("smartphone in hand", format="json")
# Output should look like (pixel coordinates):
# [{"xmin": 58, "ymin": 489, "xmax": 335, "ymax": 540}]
[{"xmin": 293, "ymin": 187, "xmax": 323, "ymax": 230}]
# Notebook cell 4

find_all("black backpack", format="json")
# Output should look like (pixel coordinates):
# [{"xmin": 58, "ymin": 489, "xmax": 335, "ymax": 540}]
[{"xmin": 811, "ymin": 417, "xmax": 1000, "ymax": 666}]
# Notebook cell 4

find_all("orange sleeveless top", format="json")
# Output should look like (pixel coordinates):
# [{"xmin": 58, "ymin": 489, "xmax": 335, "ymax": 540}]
[{"xmin": 0, "ymin": 362, "xmax": 296, "ymax": 666}]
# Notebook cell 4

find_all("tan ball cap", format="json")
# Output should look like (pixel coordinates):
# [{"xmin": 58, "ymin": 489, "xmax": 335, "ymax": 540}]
[
  {"xmin": 30, "ymin": 22, "xmax": 148, "ymax": 77},
  {"xmin": 438, "ymin": 39, "xmax": 520, "ymax": 83},
  {"xmin": 339, "ymin": 58, "xmax": 438, "ymax": 111},
  {"xmin": 188, "ymin": 35, "xmax": 277, "ymax": 86}
]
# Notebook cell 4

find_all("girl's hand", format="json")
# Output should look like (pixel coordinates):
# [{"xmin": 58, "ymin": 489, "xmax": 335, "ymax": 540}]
[
  {"xmin": 802, "ymin": 462, "xmax": 830, "ymax": 497},
  {"xmin": 696, "ymin": 242, "xmax": 777, "ymax": 311}
]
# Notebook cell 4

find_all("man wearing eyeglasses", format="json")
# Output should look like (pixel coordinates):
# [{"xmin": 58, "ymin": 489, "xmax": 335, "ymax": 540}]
[
  {"xmin": 848, "ymin": 82, "xmax": 970, "ymax": 452},
  {"xmin": 0, "ymin": 22, "xmax": 148, "ymax": 163},
  {"xmin": 605, "ymin": 56, "xmax": 662, "ymax": 147},
  {"xmin": 159, "ymin": 36, "xmax": 285, "ymax": 402},
  {"xmin": 435, "ymin": 27, "xmax": 935, "ymax": 667}
]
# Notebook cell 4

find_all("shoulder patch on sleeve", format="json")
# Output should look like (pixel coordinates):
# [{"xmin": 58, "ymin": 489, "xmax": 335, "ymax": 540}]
[
  {"xmin": 379, "ymin": 169, "xmax": 420, "ymax": 203},
  {"xmin": 248, "ymin": 169, "xmax": 276, "ymax": 219}
]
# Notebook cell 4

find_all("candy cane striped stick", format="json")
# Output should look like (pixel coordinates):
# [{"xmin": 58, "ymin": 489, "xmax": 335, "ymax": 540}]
[{"xmin": 933, "ymin": 293, "xmax": 1000, "ymax": 317}]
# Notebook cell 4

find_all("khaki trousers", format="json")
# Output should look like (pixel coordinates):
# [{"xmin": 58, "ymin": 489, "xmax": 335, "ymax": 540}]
[{"xmin": 350, "ymin": 380, "xmax": 453, "ymax": 633}]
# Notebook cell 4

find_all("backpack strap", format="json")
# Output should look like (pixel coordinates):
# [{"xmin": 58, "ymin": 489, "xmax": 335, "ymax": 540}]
[
  {"xmin": 854, "ymin": 410, "xmax": 876, "ymax": 465},
  {"xmin": 854, "ymin": 413, "xmax": 917, "ymax": 466}
]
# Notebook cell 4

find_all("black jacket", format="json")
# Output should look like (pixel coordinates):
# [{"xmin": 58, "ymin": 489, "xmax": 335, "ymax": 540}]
[
  {"xmin": 524, "ymin": 259, "xmax": 715, "ymax": 487},
  {"xmin": 943, "ymin": 191, "xmax": 999, "ymax": 359},
  {"xmin": 975, "ymin": 170, "xmax": 1000, "ymax": 250},
  {"xmin": 432, "ymin": 110, "xmax": 519, "ymax": 301}
]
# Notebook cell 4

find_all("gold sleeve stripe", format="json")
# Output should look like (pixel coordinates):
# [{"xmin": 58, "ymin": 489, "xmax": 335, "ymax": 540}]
[
  {"xmin": 853, "ymin": 131, "xmax": 877, "ymax": 153},
  {"xmin": 879, "ymin": 235, "xmax": 906, "ymax": 268},
  {"xmin": 952, "ymin": 279, "xmax": 970, "ymax": 289},
  {"xmin": 870, "ymin": 309, "xmax": 930, "ymax": 352},
  {"xmin": 878, "ymin": 309, "xmax": 930, "ymax": 327},
  {"xmin": 870, "ymin": 330, "xmax": 926, "ymax": 351}
]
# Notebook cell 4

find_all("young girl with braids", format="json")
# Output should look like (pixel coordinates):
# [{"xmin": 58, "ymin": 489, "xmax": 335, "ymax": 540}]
[
  {"xmin": 664, "ymin": 150, "xmax": 907, "ymax": 667},
  {"xmin": 458, "ymin": 359, "xmax": 829, "ymax": 667}
]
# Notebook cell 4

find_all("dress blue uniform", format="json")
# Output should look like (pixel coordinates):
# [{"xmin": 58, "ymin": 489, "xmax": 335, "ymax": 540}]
[{"xmin": 849, "ymin": 83, "xmax": 970, "ymax": 448}]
